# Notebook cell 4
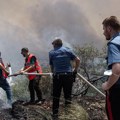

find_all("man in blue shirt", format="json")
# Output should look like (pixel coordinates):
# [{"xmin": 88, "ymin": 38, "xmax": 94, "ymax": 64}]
[
  {"xmin": 49, "ymin": 39, "xmax": 80, "ymax": 118},
  {"xmin": 102, "ymin": 16, "xmax": 120, "ymax": 120}
]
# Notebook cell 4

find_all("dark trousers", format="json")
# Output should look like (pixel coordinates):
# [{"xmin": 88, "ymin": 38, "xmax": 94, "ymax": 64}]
[
  {"xmin": 106, "ymin": 85, "xmax": 120, "ymax": 120},
  {"xmin": 52, "ymin": 74, "xmax": 73, "ymax": 115},
  {"xmin": 0, "ymin": 77, "xmax": 12, "ymax": 102},
  {"xmin": 29, "ymin": 76, "xmax": 42, "ymax": 102}
]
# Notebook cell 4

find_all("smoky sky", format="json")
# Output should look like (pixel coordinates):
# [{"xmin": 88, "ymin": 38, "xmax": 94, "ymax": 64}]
[
  {"xmin": 29, "ymin": 0, "xmax": 101, "ymax": 47},
  {"xmin": 0, "ymin": 0, "xmax": 120, "ymax": 71}
]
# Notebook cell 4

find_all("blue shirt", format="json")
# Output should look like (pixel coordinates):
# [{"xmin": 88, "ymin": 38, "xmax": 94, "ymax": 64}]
[
  {"xmin": 107, "ymin": 32, "xmax": 120, "ymax": 68},
  {"xmin": 49, "ymin": 46, "xmax": 77, "ymax": 73},
  {"xmin": 107, "ymin": 32, "xmax": 120, "ymax": 85}
]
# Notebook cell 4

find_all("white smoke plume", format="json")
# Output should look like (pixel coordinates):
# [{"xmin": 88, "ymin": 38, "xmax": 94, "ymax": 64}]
[{"xmin": 0, "ymin": 0, "xmax": 119, "ymax": 71}]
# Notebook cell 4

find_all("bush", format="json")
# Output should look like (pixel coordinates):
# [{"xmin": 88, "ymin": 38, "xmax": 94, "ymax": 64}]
[{"xmin": 12, "ymin": 76, "xmax": 29, "ymax": 101}]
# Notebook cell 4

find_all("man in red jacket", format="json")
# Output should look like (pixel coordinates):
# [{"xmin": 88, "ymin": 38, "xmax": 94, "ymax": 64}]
[
  {"xmin": 19, "ymin": 48, "xmax": 44, "ymax": 105},
  {"xmin": 0, "ymin": 52, "xmax": 12, "ymax": 107}
]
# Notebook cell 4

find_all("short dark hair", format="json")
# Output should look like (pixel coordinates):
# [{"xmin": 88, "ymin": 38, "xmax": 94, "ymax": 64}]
[
  {"xmin": 102, "ymin": 16, "xmax": 120, "ymax": 31},
  {"xmin": 52, "ymin": 39, "xmax": 63, "ymax": 47},
  {"xmin": 21, "ymin": 47, "xmax": 29, "ymax": 52}
]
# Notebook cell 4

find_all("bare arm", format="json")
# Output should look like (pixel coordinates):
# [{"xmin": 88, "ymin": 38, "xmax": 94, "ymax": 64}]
[
  {"xmin": 20, "ymin": 56, "xmax": 36, "ymax": 73},
  {"xmin": 19, "ymin": 65, "xmax": 35, "ymax": 74},
  {"xmin": 73, "ymin": 56, "xmax": 80, "ymax": 71},
  {"xmin": 16, "ymin": 65, "xmax": 35, "ymax": 75},
  {"xmin": 0, "ymin": 63, "xmax": 9, "ymax": 75},
  {"xmin": 23, "ymin": 65, "xmax": 35, "ymax": 72},
  {"xmin": 102, "ymin": 63, "xmax": 120, "ymax": 90}
]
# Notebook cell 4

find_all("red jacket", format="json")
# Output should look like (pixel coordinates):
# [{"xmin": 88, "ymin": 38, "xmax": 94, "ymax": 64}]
[
  {"xmin": 0, "ymin": 62, "xmax": 8, "ymax": 78},
  {"xmin": 24, "ymin": 54, "xmax": 42, "ymax": 80}
]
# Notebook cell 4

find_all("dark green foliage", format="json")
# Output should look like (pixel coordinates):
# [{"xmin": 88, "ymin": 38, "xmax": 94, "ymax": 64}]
[
  {"xmin": 72, "ymin": 43, "xmax": 107, "ymax": 96},
  {"xmin": 12, "ymin": 76, "xmax": 29, "ymax": 101}
]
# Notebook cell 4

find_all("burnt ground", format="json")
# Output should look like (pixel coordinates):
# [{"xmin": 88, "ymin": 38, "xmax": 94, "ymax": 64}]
[
  {"xmin": 76, "ymin": 96, "xmax": 107, "ymax": 120},
  {"xmin": 0, "ymin": 96, "xmax": 107, "ymax": 120}
]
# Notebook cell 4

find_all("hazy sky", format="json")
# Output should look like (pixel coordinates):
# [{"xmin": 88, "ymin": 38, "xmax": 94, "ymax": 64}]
[{"xmin": 0, "ymin": 0, "xmax": 120, "ymax": 71}]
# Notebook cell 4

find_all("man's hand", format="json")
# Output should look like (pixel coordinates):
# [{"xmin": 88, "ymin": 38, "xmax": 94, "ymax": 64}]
[
  {"xmin": 19, "ymin": 70, "xmax": 25, "ymax": 75},
  {"xmin": 6, "ymin": 71, "xmax": 9, "ymax": 76},
  {"xmin": 102, "ymin": 82, "xmax": 109, "ymax": 91},
  {"xmin": 12, "ymin": 70, "xmax": 25, "ymax": 76}
]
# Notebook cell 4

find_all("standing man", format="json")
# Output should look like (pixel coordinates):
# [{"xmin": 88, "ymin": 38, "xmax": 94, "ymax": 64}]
[
  {"xmin": 0, "ymin": 52, "xmax": 12, "ymax": 107},
  {"xmin": 49, "ymin": 39, "xmax": 80, "ymax": 118},
  {"xmin": 102, "ymin": 16, "xmax": 120, "ymax": 120},
  {"xmin": 19, "ymin": 48, "xmax": 44, "ymax": 105}
]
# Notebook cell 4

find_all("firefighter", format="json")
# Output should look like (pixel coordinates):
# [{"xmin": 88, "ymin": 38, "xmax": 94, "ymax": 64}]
[
  {"xmin": 0, "ymin": 52, "xmax": 12, "ymax": 107},
  {"xmin": 49, "ymin": 39, "xmax": 80, "ymax": 119},
  {"xmin": 18, "ymin": 48, "xmax": 44, "ymax": 105}
]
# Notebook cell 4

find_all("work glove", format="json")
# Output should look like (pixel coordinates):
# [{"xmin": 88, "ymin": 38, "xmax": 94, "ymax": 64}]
[{"xmin": 73, "ymin": 70, "xmax": 77, "ymax": 82}]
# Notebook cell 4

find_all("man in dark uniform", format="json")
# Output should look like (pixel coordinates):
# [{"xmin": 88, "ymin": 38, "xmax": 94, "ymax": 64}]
[
  {"xmin": 0, "ymin": 52, "xmax": 12, "ymax": 107},
  {"xmin": 49, "ymin": 39, "xmax": 80, "ymax": 118},
  {"xmin": 18, "ymin": 48, "xmax": 44, "ymax": 105},
  {"xmin": 102, "ymin": 16, "xmax": 120, "ymax": 120}
]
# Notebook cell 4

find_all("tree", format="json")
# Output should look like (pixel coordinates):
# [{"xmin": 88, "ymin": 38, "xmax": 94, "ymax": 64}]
[{"xmin": 72, "ymin": 43, "xmax": 107, "ymax": 96}]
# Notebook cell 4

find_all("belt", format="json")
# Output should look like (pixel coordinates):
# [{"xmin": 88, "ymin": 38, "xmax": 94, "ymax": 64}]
[{"xmin": 54, "ymin": 72, "xmax": 73, "ymax": 76}]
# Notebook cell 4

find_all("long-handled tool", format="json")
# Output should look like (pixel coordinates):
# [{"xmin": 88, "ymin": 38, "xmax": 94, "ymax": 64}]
[
  {"xmin": 9, "ymin": 72, "xmax": 105, "ymax": 97},
  {"xmin": 8, "ymin": 72, "xmax": 52, "ymax": 77},
  {"xmin": 77, "ymin": 73, "xmax": 105, "ymax": 97}
]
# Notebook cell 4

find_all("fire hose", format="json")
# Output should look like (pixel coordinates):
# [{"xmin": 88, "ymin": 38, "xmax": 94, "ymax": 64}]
[{"xmin": 8, "ymin": 72, "xmax": 105, "ymax": 97}]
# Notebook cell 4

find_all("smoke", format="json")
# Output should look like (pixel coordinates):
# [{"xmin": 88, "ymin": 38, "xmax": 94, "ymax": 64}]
[
  {"xmin": 29, "ymin": 0, "xmax": 100, "ymax": 46},
  {"xmin": 0, "ymin": 0, "xmax": 119, "ymax": 71}
]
